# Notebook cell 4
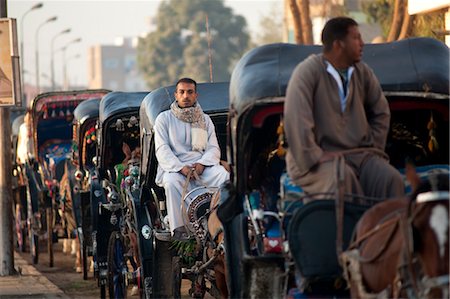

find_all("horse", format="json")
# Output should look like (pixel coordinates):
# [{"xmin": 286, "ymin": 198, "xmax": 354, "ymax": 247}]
[
  {"xmin": 207, "ymin": 189, "xmax": 228, "ymax": 299},
  {"xmin": 59, "ymin": 160, "xmax": 83, "ymax": 272},
  {"xmin": 342, "ymin": 171, "xmax": 449, "ymax": 299}
]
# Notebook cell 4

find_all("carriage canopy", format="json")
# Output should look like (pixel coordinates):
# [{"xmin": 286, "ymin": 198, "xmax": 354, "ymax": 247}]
[
  {"xmin": 73, "ymin": 98, "xmax": 101, "ymax": 170},
  {"xmin": 230, "ymin": 37, "xmax": 449, "ymax": 114},
  {"xmin": 97, "ymin": 91, "xmax": 148, "ymax": 172},
  {"xmin": 73, "ymin": 98, "xmax": 101, "ymax": 126},
  {"xmin": 29, "ymin": 90, "xmax": 110, "ymax": 164}
]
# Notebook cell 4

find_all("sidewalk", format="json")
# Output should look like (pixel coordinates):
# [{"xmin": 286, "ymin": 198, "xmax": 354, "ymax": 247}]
[{"xmin": 0, "ymin": 251, "xmax": 69, "ymax": 299}]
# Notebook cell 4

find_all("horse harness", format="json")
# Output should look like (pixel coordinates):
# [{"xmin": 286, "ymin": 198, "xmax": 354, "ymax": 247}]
[{"xmin": 341, "ymin": 189, "xmax": 449, "ymax": 299}]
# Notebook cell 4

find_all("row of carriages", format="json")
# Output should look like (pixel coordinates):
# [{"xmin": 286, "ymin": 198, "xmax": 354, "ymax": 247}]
[{"xmin": 10, "ymin": 37, "xmax": 449, "ymax": 298}]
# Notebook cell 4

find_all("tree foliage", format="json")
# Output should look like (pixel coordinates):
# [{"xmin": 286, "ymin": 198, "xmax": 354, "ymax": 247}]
[
  {"xmin": 362, "ymin": 0, "xmax": 446, "ymax": 41},
  {"xmin": 253, "ymin": 3, "xmax": 283, "ymax": 46},
  {"xmin": 137, "ymin": 0, "xmax": 251, "ymax": 89}
]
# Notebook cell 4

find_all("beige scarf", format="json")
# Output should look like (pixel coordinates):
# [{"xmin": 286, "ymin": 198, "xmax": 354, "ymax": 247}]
[{"xmin": 170, "ymin": 101, "xmax": 207, "ymax": 152}]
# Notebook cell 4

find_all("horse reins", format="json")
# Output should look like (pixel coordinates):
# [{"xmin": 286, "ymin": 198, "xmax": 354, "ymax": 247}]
[{"xmin": 333, "ymin": 147, "xmax": 389, "ymax": 264}]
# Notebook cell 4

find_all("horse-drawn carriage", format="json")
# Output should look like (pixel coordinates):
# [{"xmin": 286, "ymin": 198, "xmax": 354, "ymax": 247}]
[
  {"xmin": 11, "ymin": 113, "xmax": 27, "ymax": 253},
  {"xmin": 23, "ymin": 89, "xmax": 109, "ymax": 266},
  {"xmin": 218, "ymin": 37, "xmax": 449, "ymax": 298},
  {"xmin": 60, "ymin": 97, "xmax": 102, "ymax": 279},
  {"xmin": 138, "ymin": 82, "xmax": 229, "ymax": 298},
  {"xmin": 89, "ymin": 91, "xmax": 147, "ymax": 298}
]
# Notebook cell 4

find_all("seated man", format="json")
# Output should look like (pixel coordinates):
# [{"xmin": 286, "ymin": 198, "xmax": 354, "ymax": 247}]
[
  {"xmin": 284, "ymin": 17, "xmax": 404, "ymax": 200},
  {"xmin": 154, "ymin": 78, "xmax": 229, "ymax": 241}
]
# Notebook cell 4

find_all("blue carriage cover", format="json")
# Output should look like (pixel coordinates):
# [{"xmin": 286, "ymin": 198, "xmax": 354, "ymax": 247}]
[
  {"xmin": 97, "ymin": 91, "xmax": 149, "ymax": 171},
  {"xmin": 139, "ymin": 82, "xmax": 229, "ymax": 178},
  {"xmin": 230, "ymin": 37, "xmax": 449, "ymax": 115}
]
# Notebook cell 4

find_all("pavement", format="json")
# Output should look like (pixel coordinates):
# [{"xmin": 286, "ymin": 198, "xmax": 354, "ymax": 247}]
[{"xmin": 0, "ymin": 252, "xmax": 69, "ymax": 299}]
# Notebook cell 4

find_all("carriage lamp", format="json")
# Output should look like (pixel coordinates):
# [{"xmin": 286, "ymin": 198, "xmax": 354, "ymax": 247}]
[
  {"xmin": 74, "ymin": 169, "xmax": 84, "ymax": 181},
  {"xmin": 141, "ymin": 225, "xmax": 151, "ymax": 240}
]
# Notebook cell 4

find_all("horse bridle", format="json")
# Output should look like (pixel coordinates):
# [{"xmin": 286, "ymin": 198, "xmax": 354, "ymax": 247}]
[{"xmin": 398, "ymin": 190, "xmax": 450, "ymax": 299}]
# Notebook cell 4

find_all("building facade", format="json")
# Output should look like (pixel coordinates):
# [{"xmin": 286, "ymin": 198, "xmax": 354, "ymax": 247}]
[{"xmin": 87, "ymin": 37, "xmax": 147, "ymax": 92}]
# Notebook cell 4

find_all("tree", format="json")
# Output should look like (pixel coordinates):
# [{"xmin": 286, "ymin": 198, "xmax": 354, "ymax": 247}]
[
  {"xmin": 137, "ymin": 0, "xmax": 250, "ymax": 88},
  {"xmin": 288, "ymin": 0, "xmax": 304, "ymax": 44},
  {"xmin": 363, "ymin": 0, "xmax": 445, "ymax": 42},
  {"xmin": 253, "ymin": 2, "xmax": 283, "ymax": 45},
  {"xmin": 299, "ymin": 0, "xmax": 314, "ymax": 44}
]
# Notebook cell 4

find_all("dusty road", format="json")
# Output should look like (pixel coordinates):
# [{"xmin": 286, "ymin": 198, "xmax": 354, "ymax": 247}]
[
  {"xmin": 18, "ymin": 238, "xmax": 196, "ymax": 298},
  {"xmin": 18, "ymin": 238, "xmax": 101, "ymax": 299}
]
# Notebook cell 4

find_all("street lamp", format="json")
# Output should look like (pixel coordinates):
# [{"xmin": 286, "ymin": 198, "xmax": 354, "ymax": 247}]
[
  {"xmin": 20, "ymin": 2, "xmax": 43, "ymax": 106},
  {"xmin": 65, "ymin": 53, "xmax": 80, "ymax": 90},
  {"xmin": 50, "ymin": 28, "xmax": 71, "ymax": 91},
  {"xmin": 60, "ymin": 37, "xmax": 81, "ymax": 90},
  {"xmin": 35, "ymin": 16, "xmax": 57, "ymax": 94}
]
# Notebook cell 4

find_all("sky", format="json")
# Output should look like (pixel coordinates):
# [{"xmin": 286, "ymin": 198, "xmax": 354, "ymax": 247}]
[{"xmin": 7, "ymin": 0, "xmax": 282, "ymax": 89}]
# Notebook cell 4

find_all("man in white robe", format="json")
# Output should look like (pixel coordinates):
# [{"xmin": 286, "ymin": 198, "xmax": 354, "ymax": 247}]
[{"xmin": 154, "ymin": 78, "xmax": 229, "ymax": 240}]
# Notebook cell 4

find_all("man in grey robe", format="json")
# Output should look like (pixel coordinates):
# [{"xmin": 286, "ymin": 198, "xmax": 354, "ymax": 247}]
[
  {"xmin": 284, "ymin": 17, "xmax": 404, "ymax": 200},
  {"xmin": 154, "ymin": 78, "xmax": 229, "ymax": 240}
]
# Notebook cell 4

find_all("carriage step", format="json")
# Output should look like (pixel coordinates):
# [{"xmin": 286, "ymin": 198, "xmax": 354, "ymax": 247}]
[{"xmin": 154, "ymin": 230, "xmax": 171, "ymax": 241}]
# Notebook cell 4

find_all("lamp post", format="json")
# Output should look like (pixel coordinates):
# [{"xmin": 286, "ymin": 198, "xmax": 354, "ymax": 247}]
[
  {"xmin": 64, "ymin": 53, "xmax": 80, "ymax": 90},
  {"xmin": 50, "ymin": 28, "xmax": 71, "ymax": 91},
  {"xmin": 35, "ymin": 16, "xmax": 57, "ymax": 94},
  {"xmin": 60, "ymin": 37, "xmax": 81, "ymax": 90},
  {"xmin": 20, "ymin": 2, "xmax": 43, "ymax": 106}
]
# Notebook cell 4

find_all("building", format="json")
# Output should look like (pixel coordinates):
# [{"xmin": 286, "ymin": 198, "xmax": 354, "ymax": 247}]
[
  {"xmin": 87, "ymin": 37, "xmax": 147, "ymax": 92},
  {"xmin": 408, "ymin": 0, "xmax": 450, "ymax": 46}
]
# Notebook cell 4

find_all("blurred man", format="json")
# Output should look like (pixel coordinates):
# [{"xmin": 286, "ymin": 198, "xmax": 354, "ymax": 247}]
[{"xmin": 284, "ymin": 17, "xmax": 404, "ymax": 200}]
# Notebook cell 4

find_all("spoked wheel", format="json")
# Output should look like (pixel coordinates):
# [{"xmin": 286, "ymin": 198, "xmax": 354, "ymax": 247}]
[
  {"xmin": 80, "ymin": 232, "xmax": 89, "ymax": 280},
  {"xmin": 26, "ymin": 186, "xmax": 39, "ymax": 264},
  {"xmin": 172, "ymin": 256, "xmax": 182, "ymax": 298},
  {"xmin": 46, "ymin": 206, "xmax": 54, "ymax": 267},
  {"xmin": 15, "ymin": 203, "xmax": 27, "ymax": 252},
  {"xmin": 107, "ymin": 231, "xmax": 128, "ymax": 299}
]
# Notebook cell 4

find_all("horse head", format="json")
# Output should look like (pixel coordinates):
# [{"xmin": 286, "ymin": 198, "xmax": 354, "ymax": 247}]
[
  {"xmin": 405, "ymin": 173, "xmax": 449, "ymax": 298},
  {"xmin": 343, "ymin": 172, "xmax": 449, "ymax": 299}
]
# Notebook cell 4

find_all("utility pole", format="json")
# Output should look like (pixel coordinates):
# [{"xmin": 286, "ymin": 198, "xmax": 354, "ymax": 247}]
[{"xmin": 0, "ymin": 0, "xmax": 15, "ymax": 276}]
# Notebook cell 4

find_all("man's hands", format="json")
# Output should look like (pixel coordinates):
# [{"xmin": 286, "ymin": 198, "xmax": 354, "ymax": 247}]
[
  {"xmin": 179, "ymin": 163, "xmax": 205, "ymax": 178},
  {"xmin": 180, "ymin": 166, "xmax": 192, "ymax": 177},
  {"xmin": 193, "ymin": 163, "xmax": 205, "ymax": 176}
]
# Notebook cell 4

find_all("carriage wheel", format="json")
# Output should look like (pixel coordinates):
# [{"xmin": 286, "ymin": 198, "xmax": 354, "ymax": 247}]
[
  {"xmin": 81, "ymin": 235, "xmax": 88, "ymax": 280},
  {"xmin": 172, "ymin": 256, "xmax": 182, "ymax": 298},
  {"xmin": 151, "ymin": 238, "xmax": 176, "ymax": 298},
  {"xmin": 15, "ymin": 204, "xmax": 26, "ymax": 252},
  {"xmin": 100, "ymin": 284, "xmax": 106, "ymax": 299},
  {"xmin": 27, "ymin": 190, "xmax": 39, "ymax": 264},
  {"xmin": 107, "ymin": 231, "xmax": 128, "ymax": 299},
  {"xmin": 46, "ymin": 207, "xmax": 54, "ymax": 267}
]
